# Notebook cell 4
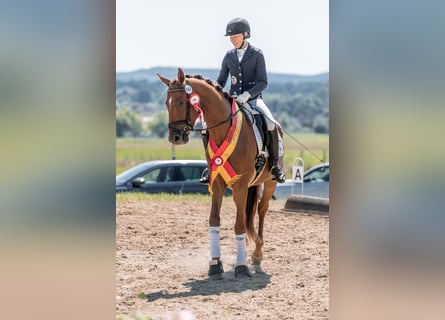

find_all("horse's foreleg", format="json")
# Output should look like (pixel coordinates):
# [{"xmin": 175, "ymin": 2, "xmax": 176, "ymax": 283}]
[{"xmin": 208, "ymin": 187, "xmax": 224, "ymax": 279}]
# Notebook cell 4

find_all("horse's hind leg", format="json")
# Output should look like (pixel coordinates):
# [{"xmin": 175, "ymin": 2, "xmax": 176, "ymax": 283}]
[
  {"xmin": 252, "ymin": 182, "xmax": 276, "ymax": 265},
  {"xmin": 251, "ymin": 201, "xmax": 266, "ymax": 266}
]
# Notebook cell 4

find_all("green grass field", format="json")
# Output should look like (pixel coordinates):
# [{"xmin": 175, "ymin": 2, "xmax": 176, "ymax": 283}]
[{"xmin": 116, "ymin": 133, "xmax": 329, "ymax": 176}]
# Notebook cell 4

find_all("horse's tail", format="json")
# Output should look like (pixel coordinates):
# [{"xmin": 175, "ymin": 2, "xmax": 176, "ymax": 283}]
[{"xmin": 245, "ymin": 185, "xmax": 259, "ymax": 243}]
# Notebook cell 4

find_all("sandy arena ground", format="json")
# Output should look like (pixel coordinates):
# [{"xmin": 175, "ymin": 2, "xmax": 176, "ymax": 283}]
[{"xmin": 116, "ymin": 198, "xmax": 329, "ymax": 319}]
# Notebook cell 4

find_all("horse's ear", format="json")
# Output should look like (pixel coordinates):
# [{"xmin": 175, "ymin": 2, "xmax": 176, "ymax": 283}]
[
  {"xmin": 157, "ymin": 73, "xmax": 170, "ymax": 87},
  {"xmin": 177, "ymin": 68, "xmax": 185, "ymax": 85}
]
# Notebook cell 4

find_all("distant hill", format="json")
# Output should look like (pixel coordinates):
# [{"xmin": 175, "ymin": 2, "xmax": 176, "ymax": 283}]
[{"xmin": 116, "ymin": 67, "xmax": 328, "ymax": 84}]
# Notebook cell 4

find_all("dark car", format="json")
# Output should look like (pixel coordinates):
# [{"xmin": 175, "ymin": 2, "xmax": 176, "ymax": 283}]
[
  {"xmin": 116, "ymin": 160, "xmax": 211, "ymax": 195},
  {"xmin": 273, "ymin": 163, "xmax": 329, "ymax": 200}
]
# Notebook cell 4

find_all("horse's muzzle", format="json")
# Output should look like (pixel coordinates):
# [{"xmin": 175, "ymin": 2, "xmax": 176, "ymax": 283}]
[
  {"xmin": 169, "ymin": 127, "xmax": 190, "ymax": 145},
  {"xmin": 169, "ymin": 134, "xmax": 189, "ymax": 145}
]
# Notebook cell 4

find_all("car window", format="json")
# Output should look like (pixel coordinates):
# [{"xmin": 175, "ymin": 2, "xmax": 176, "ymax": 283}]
[
  {"xmin": 167, "ymin": 167, "xmax": 186, "ymax": 182},
  {"xmin": 181, "ymin": 166, "xmax": 205, "ymax": 181},
  {"xmin": 116, "ymin": 163, "xmax": 149, "ymax": 184},
  {"xmin": 141, "ymin": 168, "xmax": 165, "ymax": 183},
  {"xmin": 304, "ymin": 167, "xmax": 329, "ymax": 182}
]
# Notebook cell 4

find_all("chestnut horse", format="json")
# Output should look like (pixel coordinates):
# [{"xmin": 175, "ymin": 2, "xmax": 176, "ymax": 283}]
[{"xmin": 157, "ymin": 68, "xmax": 280, "ymax": 278}]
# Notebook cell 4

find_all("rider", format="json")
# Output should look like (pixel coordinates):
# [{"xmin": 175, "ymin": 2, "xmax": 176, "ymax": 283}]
[{"xmin": 200, "ymin": 17, "xmax": 286, "ymax": 184}]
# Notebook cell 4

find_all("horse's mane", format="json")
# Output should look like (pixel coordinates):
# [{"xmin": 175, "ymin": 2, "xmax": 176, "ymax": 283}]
[{"xmin": 185, "ymin": 74, "xmax": 232, "ymax": 101}]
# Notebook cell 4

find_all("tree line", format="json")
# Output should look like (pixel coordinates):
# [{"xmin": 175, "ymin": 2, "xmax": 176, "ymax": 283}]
[{"xmin": 116, "ymin": 75, "xmax": 329, "ymax": 137}]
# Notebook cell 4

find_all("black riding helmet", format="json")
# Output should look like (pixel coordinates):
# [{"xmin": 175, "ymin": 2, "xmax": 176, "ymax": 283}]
[{"xmin": 225, "ymin": 17, "xmax": 251, "ymax": 39}]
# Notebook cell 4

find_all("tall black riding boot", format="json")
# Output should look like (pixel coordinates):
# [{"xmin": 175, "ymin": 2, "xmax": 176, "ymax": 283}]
[
  {"xmin": 268, "ymin": 127, "xmax": 286, "ymax": 183},
  {"xmin": 200, "ymin": 132, "xmax": 210, "ymax": 184}
]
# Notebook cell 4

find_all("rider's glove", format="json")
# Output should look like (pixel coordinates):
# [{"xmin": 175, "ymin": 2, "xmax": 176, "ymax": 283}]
[{"xmin": 236, "ymin": 91, "xmax": 251, "ymax": 104}]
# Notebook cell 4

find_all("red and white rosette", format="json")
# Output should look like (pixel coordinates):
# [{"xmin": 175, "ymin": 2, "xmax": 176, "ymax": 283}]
[
  {"xmin": 189, "ymin": 94, "xmax": 202, "ymax": 113},
  {"xmin": 214, "ymin": 156, "xmax": 223, "ymax": 166}
]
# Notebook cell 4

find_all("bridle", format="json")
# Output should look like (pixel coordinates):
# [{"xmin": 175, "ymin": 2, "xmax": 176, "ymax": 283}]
[
  {"xmin": 166, "ymin": 84, "xmax": 242, "ymax": 137},
  {"xmin": 166, "ymin": 87, "xmax": 196, "ymax": 136}
]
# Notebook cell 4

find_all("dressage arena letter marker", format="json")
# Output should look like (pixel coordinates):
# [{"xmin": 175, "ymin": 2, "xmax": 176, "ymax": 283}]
[
  {"xmin": 292, "ymin": 157, "xmax": 304, "ymax": 195},
  {"xmin": 293, "ymin": 167, "xmax": 303, "ymax": 182},
  {"xmin": 292, "ymin": 166, "xmax": 304, "ymax": 183}
]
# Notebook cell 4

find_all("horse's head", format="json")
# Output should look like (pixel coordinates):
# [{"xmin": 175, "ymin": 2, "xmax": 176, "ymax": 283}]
[{"xmin": 157, "ymin": 68, "xmax": 200, "ymax": 145}]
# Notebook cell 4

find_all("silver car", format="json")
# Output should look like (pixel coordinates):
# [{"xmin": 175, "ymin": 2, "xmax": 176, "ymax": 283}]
[
  {"xmin": 116, "ymin": 160, "xmax": 211, "ymax": 195},
  {"xmin": 273, "ymin": 163, "xmax": 329, "ymax": 200}
]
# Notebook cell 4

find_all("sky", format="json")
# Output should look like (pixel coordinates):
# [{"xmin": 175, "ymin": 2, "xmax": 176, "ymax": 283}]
[{"xmin": 117, "ymin": 0, "xmax": 329, "ymax": 75}]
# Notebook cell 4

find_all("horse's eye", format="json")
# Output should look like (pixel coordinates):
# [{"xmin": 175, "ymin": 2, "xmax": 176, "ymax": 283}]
[{"xmin": 177, "ymin": 101, "xmax": 184, "ymax": 107}]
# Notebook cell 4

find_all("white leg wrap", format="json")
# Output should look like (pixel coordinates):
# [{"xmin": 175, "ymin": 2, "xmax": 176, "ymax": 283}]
[
  {"xmin": 235, "ymin": 233, "xmax": 247, "ymax": 266},
  {"xmin": 209, "ymin": 226, "xmax": 221, "ymax": 259}
]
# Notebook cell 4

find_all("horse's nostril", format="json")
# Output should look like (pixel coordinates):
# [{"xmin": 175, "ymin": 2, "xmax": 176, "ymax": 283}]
[{"xmin": 173, "ymin": 135, "xmax": 182, "ymax": 143}]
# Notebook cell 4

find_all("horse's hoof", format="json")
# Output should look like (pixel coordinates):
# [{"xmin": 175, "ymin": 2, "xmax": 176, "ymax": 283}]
[
  {"xmin": 252, "ymin": 264, "xmax": 263, "ymax": 273},
  {"xmin": 251, "ymin": 254, "xmax": 263, "ymax": 266},
  {"xmin": 208, "ymin": 260, "xmax": 224, "ymax": 279},
  {"xmin": 234, "ymin": 265, "xmax": 252, "ymax": 278}
]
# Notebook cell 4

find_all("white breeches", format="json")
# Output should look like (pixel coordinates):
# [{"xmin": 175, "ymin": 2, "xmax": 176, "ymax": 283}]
[{"xmin": 250, "ymin": 98, "xmax": 277, "ymax": 131}]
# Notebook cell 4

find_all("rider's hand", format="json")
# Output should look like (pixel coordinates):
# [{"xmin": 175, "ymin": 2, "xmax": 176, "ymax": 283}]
[{"xmin": 236, "ymin": 91, "xmax": 251, "ymax": 104}]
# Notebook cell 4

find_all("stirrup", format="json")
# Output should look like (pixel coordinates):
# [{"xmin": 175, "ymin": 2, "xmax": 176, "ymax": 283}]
[
  {"xmin": 271, "ymin": 166, "xmax": 286, "ymax": 183},
  {"xmin": 200, "ymin": 168, "xmax": 210, "ymax": 184}
]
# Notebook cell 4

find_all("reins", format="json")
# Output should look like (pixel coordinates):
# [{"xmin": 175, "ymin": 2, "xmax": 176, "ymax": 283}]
[
  {"xmin": 166, "ymin": 86, "xmax": 240, "ymax": 133},
  {"xmin": 206, "ymin": 107, "xmax": 241, "ymax": 130}
]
